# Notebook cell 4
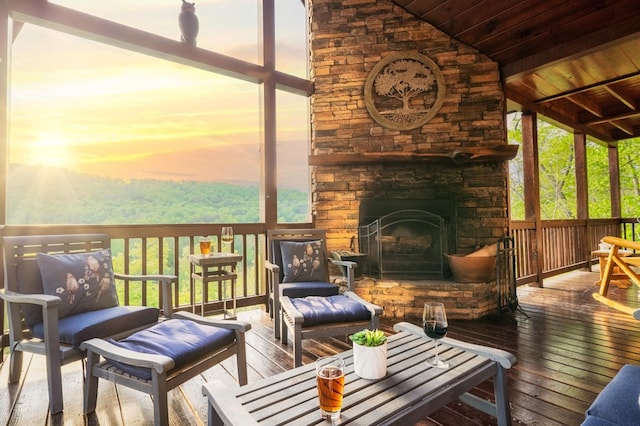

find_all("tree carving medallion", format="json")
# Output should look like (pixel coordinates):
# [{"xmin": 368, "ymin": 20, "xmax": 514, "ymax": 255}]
[{"xmin": 365, "ymin": 52, "xmax": 445, "ymax": 131}]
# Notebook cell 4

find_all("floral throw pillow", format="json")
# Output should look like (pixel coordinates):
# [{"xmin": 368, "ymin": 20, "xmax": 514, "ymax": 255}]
[
  {"xmin": 37, "ymin": 249, "xmax": 119, "ymax": 319},
  {"xmin": 280, "ymin": 240, "xmax": 327, "ymax": 282}
]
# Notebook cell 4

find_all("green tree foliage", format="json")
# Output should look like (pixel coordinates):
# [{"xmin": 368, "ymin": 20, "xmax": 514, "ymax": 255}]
[
  {"xmin": 585, "ymin": 141, "xmax": 610, "ymax": 218},
  {"xmin": 508, "ymin": 116, "xmax": 577, "ymax": 219},
  {"xmin": 508, "ymin": 113, "xmax": 640, "ymax": 221},
  {"xmin": 7, "ymin": 164, "xmax": 309, "ymax": 224},
  {"xmin": 619, "ymin": 142, "xmax": 640, "ymax": 218}
]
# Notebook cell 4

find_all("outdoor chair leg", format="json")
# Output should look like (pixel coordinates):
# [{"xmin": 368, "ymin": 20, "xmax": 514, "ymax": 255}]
[
  {"xmin": 152, "ymin": 373, "xmax": 170, "ymax": 426},
  {"xmin": 83, "ymin": 350, "xmax": 100, "ymax": 415},
  {"xmin": 236, "ymin": 332, "xmax": 248, "ymax": 386},
  {"xmin": 494, "ymin": 366, "xmax": 512, "ymax": 426},
  {"xmin": 8, "ymin": 349, "xmax": 23, "ymax": 384},
  {"xmin": 44, "ymin": 333, "xmax": 64, "ymax": 414}
]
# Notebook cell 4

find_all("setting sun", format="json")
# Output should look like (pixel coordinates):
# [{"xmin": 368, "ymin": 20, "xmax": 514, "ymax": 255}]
[{"xmin": 25, "ymin": 136, "xmax": 74, "ymax": 169}]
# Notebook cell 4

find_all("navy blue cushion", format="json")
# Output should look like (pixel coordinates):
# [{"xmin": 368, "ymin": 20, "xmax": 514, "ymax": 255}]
[
  {"xmin": 104, "ymin": 319, "xmax": 236, "ymax": 380},
  {"xmin": 37, "ymin": 250, "xmax": 119, "ymax": 318},
  {"xmin": 281, "ymin": 281, "xmax": 339, "ymax": 298},
  {"xmin": 583, "ymin": 364, "xmax": 640, "ymax": 426},
  {"xmin": 290, "ymin": 295, "xmax": 372, "ymax": 326},
  {"xmin": 31, "ymin": 305, "xmax": 159, "ymax": 348}
]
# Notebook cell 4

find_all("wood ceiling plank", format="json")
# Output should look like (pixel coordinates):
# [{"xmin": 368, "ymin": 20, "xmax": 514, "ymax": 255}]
[
  {"xmin": 495, "ymin": 0, "xmax": 639, "ymax": 66},
  {"xmin": 477, "ymin": 0, "xmax": 605, "ymax": 60},
  {"xmin": 591, "ymin": 45, "xmax": 638, "ymax": 79},
  {"xmin": 435, "ymin": 0, "xmax": 519, "ymax": 37},
  {"xmin": 618, "ymin": 39, "xmax": 640, "ymax": 69},
  {"xmin": 415, "ymin": 0, "xmax": 476, "ymax": 27},
  {"xmin": 462, "ymin": 0, "xmax": 560, "ymax": 49},
  {"xmin": 397, "ymin": 0, "xmax": 447, "ymax": 20},
  {"xmin": 536, "ymin": 65, "xmax": 592, "ymax": 94}
]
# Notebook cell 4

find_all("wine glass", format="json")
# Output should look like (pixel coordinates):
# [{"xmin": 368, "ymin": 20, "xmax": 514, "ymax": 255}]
[
  {"xmin": 221, "ymin": 227, "xmax": 233, "ymax": 251},
  {"xmin": 423, "ymin": 302, "xmax": 449, "ymax": 369}
]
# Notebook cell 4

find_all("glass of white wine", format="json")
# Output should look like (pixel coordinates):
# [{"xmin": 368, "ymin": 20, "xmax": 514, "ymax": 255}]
[{"xmin": 221, "ymin": 227, "xmax": 233, "ymax": 251}]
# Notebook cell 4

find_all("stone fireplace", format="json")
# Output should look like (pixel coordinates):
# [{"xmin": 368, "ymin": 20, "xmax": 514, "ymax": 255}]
[
  {"xmin": 307, "ymin": 0, "xmax": 514, "ymax": 319},
  {"xmin": 358, "ymin": 199, "xmax": 456, "ymax": 280}
]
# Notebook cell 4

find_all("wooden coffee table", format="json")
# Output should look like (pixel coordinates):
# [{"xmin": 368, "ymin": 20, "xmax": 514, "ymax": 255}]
[{"xmin": 203, "ymin": 322, "xmax": 516, "ymax": 425}]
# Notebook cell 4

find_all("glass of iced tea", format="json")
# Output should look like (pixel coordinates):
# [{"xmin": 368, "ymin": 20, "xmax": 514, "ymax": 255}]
[
  {"xmin": 199, "ymin": 236, "xmax": 211, "ymax": 256},
  {"xmin": 315, "ymin": 356, "xmax": 345, "ymax": 422}
]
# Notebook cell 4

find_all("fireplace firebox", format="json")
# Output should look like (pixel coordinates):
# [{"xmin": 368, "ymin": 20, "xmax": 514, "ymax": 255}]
[{"xmin": 358, "ymin": 200, "xmax": 456, "ymax": 279}]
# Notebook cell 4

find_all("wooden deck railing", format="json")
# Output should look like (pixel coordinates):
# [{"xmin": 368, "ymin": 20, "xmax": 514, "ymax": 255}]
[
  {"xmin": 510, "ymin": 217, "xmax": 638, "ymax": 286},
  {"xmin": 2, "ymin": 217, "xmax": 638, "ymax": 335},
  {"xmin": 0, "ymin": 224, "xmax": 270, "ymax": 316}
]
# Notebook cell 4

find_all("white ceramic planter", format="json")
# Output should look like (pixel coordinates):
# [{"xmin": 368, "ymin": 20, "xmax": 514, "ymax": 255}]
[{"xmin": 353, "ymin": 341, "xmax": 387, "ymax": 379}]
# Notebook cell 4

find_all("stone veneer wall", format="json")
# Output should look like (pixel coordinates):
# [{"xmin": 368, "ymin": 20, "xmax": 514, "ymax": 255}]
[{"xmin": 309, "ymin": 0, "xmax": 510, "ymax": 319}]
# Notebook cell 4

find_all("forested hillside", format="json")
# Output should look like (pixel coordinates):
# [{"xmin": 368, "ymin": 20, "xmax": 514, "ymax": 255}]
[{"xmin": 7, "ymin": 164, "xmax": 309, "ymax": 224}]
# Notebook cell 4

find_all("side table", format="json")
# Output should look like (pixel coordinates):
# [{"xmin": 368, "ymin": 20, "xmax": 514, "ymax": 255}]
[{"xmin": 190, "ymin": 252, "xmax": 242, "ymax": 319}]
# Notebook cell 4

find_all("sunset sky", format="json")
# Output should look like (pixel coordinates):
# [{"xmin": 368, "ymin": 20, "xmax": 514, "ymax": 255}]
[{"xmin": 8, "ymin": 0, "xmax": 309, "ymax": 188}]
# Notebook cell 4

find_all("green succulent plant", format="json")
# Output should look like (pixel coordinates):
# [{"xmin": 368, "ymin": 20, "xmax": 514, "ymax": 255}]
[{"xmin": 349, "ymin": 329, "xmax": 387, "ymax": 347}]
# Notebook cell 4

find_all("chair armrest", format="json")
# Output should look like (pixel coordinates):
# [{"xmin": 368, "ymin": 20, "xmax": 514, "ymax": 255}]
[
  {"xmin": 81, "ymin": 338, "xmax": 174, "ymax": 374},
  {"xmin": 114, "ymin": 273, "xmax": 177, "ymax": 283},
  {"xmin": 329, "ymin": 258, "xmax": 356, "ymax": 290},
  {"xmin": 0, "ymin": 288, "xmax": 61, "ymax": 307},
  {"xmin": 280, "ymin": 296, "xmax": 305, "ymax": 323},
  {"xmin": 265, "ymin": 260, "xmax": 280, "ymax": 273},
  {"xmin": 114, "ymin": 273, "xmax": 177, "ymax": 317},
  {"xmin": 171, "ymin": 311, "xmax": 251, "ymax": 332},
  {"xmin": 343, "ymin": 291, "xmax": 383, "ymax": 316},
  {"xmin": 329, "ymin": 259, "xmax": 357, "ymax": 269},
  {"xmin": 393, "ymin": 322, "xmax": 517, "ymax": 369}
]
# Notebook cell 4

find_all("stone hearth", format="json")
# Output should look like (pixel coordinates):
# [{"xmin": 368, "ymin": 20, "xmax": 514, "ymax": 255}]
[{"xmin": 353, "ymin": 277, "xmax": 498, "ymax": 320}]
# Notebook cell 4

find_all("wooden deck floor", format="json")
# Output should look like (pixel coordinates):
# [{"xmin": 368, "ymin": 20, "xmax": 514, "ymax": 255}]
[{"xmin": 2, "ymin": 269, "xmax": 640, "ymax": 425}]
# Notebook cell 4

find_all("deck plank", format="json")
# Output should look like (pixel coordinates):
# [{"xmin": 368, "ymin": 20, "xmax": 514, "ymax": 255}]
[{"xmin": 2, "ymin": 269, "xmax": 639, "ymax": 425}]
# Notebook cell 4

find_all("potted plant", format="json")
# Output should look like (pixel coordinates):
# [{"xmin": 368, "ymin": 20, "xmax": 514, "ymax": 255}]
[{"xmin": 349, "ymin": 329, "xmax": 388, "ymax": 379}]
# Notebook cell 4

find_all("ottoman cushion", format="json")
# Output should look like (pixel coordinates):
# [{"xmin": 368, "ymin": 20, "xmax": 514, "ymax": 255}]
[{"xmin": 105, "ymin": 319, "xmax": 235, "ymax": 380}]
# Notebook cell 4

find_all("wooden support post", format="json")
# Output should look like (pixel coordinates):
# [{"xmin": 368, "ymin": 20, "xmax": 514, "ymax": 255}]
[{"xmin": 522, "ymin": 111, "xmax": 543, "ymax": 287}]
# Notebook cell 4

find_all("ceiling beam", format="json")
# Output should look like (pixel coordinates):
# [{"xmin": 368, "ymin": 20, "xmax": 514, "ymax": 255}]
[
  {"xmin": 506, "ymin": 88, "xmax": 614, "ymax": 142},
  {"xmin": 503, "ymin": 21, "xmax": 640, "ymax": 80},
  {"xmin": 604, "ymin": 85, "xmax": 637, "ymax": 111},
  {"xmin": 534, "ymin": 71, "xmax": 640, "ymax": 104},
  {"xmin": 8, "ymin": 0, "xmax": 313, "ymax": 96},
  {"xmin": 584, "ymin": 110, "xmax": 640, "ymax": 126}
]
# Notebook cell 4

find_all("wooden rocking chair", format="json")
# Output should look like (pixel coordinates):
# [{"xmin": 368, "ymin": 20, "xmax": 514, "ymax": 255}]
[{"xmin": 592, "ymin": 236, "xmax": 640, "ymax": 319}]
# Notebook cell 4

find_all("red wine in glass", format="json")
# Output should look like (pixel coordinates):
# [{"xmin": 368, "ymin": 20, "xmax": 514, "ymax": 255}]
[{"xmin": 423, "ymin": 302, "xmax": 449, "ymax": 368}]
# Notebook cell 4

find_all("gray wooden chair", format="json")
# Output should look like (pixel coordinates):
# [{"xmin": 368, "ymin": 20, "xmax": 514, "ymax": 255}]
[
  {"xmin": 0, "ymin": 233, "xmax": 177, "ymax": 414},
  {"xmin": 280, "ymin": 291, "xmax": 382, "ymax": 367},
  {"xmin": 265, "ymin": 229, "xmax": 358, "ymax": 339}
]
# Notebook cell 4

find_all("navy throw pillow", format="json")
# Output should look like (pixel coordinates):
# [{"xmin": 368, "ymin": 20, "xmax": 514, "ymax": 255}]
[
  {"xmin": 280, "ymin": 240, "xmax": 327, "ymax": 282},
  {"xmin": 37, "ymin": 249, "xmax": 119, "ymax": 318}
]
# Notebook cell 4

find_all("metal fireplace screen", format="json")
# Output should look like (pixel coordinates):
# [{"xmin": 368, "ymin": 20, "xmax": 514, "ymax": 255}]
[{"xmin": 359, "ymin": 209, "xmax": 449, "ymax": 279}]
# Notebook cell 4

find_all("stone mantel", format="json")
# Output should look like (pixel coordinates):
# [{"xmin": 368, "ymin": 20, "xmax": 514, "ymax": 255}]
[{"xmin": 309, "ymin": 144, "xmax": 519, "ymax": 166}]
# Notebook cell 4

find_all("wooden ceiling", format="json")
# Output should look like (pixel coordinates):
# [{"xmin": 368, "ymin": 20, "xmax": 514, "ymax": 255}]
[{"xmin": 391, "ymin": 0, "xmax": 640, "ymax": 143}]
